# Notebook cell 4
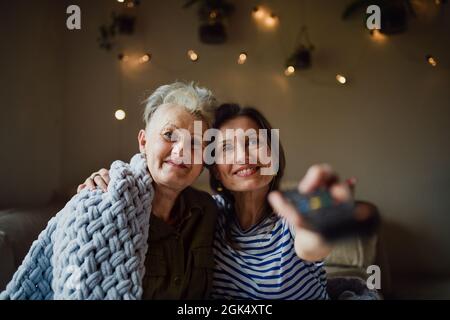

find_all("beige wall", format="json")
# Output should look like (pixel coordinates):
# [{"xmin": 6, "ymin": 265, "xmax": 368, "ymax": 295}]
[
  {"xmin": 0, "ymin": 1, "xmax": 65, "ymax": 207},
  {"xmin": 1, "ymin": 0, "xmax": 449, "ymax": 280}
]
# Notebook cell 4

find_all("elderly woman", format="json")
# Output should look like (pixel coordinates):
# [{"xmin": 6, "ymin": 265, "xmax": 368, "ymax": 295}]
[
  {"xmin": 2, "ymin": 82, "xmax": 219, "ymax": 300},
  {"xmin": 127, "ymin": 82, "xmax": 218, "ymax": 299}
]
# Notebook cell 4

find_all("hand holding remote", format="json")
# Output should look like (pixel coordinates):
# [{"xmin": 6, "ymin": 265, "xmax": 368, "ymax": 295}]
[
  {"xmin": 281, "ymin": 188, "xmax": 379, "ymax": 242},
  {"xmin": 268, "ymin": 164, "xmax": 379, "ymax": 245}
]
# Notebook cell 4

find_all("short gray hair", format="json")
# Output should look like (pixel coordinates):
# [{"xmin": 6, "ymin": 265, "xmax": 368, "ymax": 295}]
[{"xmin": 143, "ymin": 81, "xmax": 218, "ymax": 128}]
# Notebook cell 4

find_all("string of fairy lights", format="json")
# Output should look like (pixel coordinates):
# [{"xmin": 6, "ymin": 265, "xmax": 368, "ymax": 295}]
[{"xmin": 112, "ymin": 0, "xmax": 442, "ymax": 120}]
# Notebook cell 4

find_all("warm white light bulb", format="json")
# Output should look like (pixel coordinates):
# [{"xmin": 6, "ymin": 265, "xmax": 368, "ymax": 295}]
[
  {"xmin": 336, "ymin": 74, "xmax": 347, "ymax": 84},
  {"xmin": 284, "ymin": 66, "xmax": 295, "ymax": 76},
  {"xmin": 118, "ymin": 53, "xmax": 130, "ymax": 62},
  {"xmin": 370, "ymin": 29, "xmax": 387, "ymax": 41},
  {"xmin": 264, "ymin": 13, "xmax": 278, "ymax": 28},
  {"xmin": 115, "ymin": 109, "xmax": 126, "ymax": 120},
  {"xmin": 252, "ymin": 6, "xmax": 266, "ymax": 20},
  {"xmin": 238, "ymin": 52, "xmax": 247, "ymax": 64},
  {"xmin": 188, "ymin": 50, "xmax": 198, "ymax": 62},
  {"xmin": 140, "ymin": 53, "xmax": 151, "ymax": 63},
  {"xmin": 427, "ymin": 55, "xmax": 437, "ymax": 67}
]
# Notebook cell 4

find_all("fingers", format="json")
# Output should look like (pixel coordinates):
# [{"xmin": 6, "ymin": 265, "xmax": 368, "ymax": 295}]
[
  {"xmin": 77, "ymin": 184, "xmax": 86, "ymax": 193},
  {"xmin": 86, "ymin": 169, "xmax": 109, "ymax": 192},
  {"xmin": 85, "ymin": 177, "xmax": 96, "ymax": 190},
  {"xmin": 298, "ymin": 164, "xmax": 337, "ymax": 194},
  {"xmin": 330, "ymin": 182, "xmax": 352, "ymax": 203},
  {"xmin": 77, "ymin": 168, "xmax": 110, "ymax": 194},
  {"xmin": 93, "ymin": 175, "xmax": 108, "ymax": 192},
  {"xmin": 99, "ymin": 168, "xmax": 110, "ymax": 184},
  {"xmin": 298, "ymin": 164, "xmax": 356, "ymax": 205},
  {"xmin": 77, "ymin": 178, "xmax": 96, "ymax": 194},
  {"xmin": 268, "ymin": 191, "xmax": 304, "ymax": 228}
]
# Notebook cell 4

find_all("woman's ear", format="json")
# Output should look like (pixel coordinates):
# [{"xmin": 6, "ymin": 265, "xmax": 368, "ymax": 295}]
[{"xmin": 138, "ymin": 129, "xmax": 147, "ymax": 153}]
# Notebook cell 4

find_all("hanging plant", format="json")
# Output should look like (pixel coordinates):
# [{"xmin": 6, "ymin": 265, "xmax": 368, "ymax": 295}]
[
  {"xmin": 183, "ymin": 0, "xmax": 235, "ymax": 44},
  {"xmin": 286, "ymin": 26, "xmax": 315, "ymax": 71},
  {"xmin": 97, "ymin": 0, "xmax": 141, "ymax": 51},
  {"xmin": 343, "ymin": 0, "xmax": 447, "ymax": 35},
  {"xmin": 342, "ymin": 0, "xmax": 416, "ymax": 34}
]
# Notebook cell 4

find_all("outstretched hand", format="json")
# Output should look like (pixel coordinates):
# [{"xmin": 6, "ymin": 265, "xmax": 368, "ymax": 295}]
[{"xmin": 268, "ymin": 164, "xmax": 355, "ymax": 261}]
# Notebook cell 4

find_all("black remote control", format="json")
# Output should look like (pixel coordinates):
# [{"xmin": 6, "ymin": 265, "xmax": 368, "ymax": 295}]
[{"xmin": 282, "ymin": 189, "xmax": 380, "ymax": 242}]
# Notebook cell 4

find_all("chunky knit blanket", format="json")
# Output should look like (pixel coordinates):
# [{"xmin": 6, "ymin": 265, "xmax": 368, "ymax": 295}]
[{"xmin": 0, "ymin": 153, "xmax": 154, "ymax": 300}]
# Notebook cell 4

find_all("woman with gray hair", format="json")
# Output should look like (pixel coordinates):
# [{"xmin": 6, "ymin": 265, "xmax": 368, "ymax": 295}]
[
  {"xmin": 1, "ymin": 81, "xmax": 219, "ymax": 300},
  {"xmin": 132, "ymin": 81, "xmax": 217, "ymax": 299},
  {"xmin": 77, "ymin": 81, "xmax": 219, "ymax": 299}
]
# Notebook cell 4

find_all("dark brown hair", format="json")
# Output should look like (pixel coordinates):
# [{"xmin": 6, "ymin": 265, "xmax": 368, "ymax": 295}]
[{"xmin": 209, "ymin": 103, "xmax": 286, "ymax": 248}]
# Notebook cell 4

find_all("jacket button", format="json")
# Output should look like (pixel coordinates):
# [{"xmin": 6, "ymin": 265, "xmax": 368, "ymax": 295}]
[{"xmin": 174, "ymin": 277, "xmax": 182, "ymax": 286}]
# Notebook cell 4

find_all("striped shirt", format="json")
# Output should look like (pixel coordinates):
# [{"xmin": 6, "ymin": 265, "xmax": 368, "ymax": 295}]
[{"xmin": 211, "ymin": 195, "xmax": 329, "ymax": 300}]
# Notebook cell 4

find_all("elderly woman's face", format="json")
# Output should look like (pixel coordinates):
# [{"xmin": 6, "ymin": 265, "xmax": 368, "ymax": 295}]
[
  {"xmin": 138, "ymin": 104, "xmax": 206, "ymax": 191},
  {"xmin": 214, "ymin": 116, "xmax": 274, "ymax": 193}
]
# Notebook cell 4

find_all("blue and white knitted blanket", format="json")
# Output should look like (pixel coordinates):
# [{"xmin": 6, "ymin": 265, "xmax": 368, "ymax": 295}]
[{"xmin": 0, "ymin": 153, "xmax": 154, "ymax": 300}]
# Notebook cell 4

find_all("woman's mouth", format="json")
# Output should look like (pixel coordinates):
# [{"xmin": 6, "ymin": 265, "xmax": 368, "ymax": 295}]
[
  {"xmin": 234, "ymin": 166, "xmax": 259, "ymax": 177},
  {"xmin": 165, "ymin": 160, "xmax": 188, "ymax": 169}
]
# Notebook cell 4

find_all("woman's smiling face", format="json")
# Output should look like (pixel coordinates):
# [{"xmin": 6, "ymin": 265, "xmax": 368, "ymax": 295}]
[
  {"xmin": 214, "ymin": 116, "xmax": 274, "ymax": 193},
  {"xmin": 138, "ymin": 103, "xmax": 206, "ymax": 191}
]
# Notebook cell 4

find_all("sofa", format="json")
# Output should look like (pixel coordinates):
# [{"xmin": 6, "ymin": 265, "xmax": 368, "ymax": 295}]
[{"xmin": 0, "ymin": 200, "xmax": 390, "ymax": 298}]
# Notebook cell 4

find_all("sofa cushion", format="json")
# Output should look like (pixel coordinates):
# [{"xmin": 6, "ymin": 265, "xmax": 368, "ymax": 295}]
[
  {"xmin": 0, "ymin": 231, "xmax": 15, "ymax": 290},
  {"xmin": 0, "ymin": 203, "xmax": 62, "ymax": 290},
  {"xmin": 325, "ymin": 234, "xmax": 378, "ymax": 269}
]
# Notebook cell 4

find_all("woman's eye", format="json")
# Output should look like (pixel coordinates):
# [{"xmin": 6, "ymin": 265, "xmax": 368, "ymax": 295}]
[
  {"xmin": 163, "ymin": 131, "xmax": 173, "ymax": 140},
  {"xmin": 249, "ymin": 138, "xmax": 258, "ymax": 146},
  {"xmin": 223, "ymin": 144, "xmax": 233, "ymax": 152}
]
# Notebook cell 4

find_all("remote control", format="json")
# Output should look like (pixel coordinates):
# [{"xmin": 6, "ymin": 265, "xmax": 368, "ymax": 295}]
[{"xmin": 282, "ymin": 189, "xmax": 380, "ymax": 242}]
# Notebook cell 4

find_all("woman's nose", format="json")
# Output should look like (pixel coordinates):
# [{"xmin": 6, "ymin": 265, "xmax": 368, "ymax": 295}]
[
  {"xmin": 235, "ymin": 145, "xmax": 248, "ymax": 164},
  {"xmin": 172, "ymin": 140, "xmax": 184, "ymax": 157}
]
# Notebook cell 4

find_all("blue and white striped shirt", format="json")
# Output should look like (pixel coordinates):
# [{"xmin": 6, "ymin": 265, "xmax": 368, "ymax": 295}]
[{"xmin": 211, "ymin": 195, "xmax": 329, "ymax": 300}]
